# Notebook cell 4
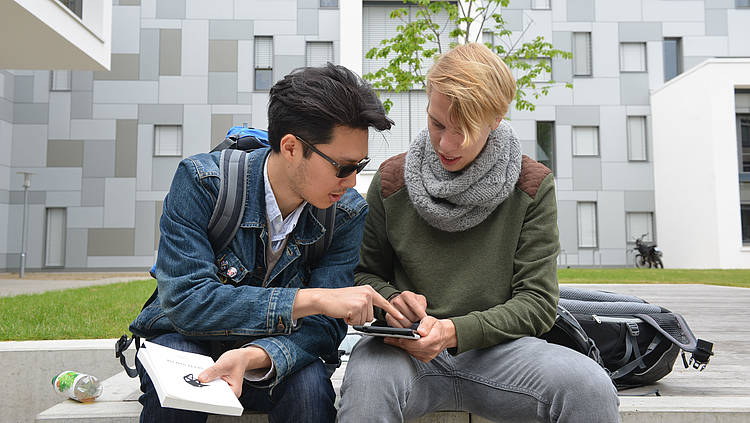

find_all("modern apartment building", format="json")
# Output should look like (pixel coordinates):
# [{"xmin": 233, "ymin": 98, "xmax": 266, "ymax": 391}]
[{"xmin": 1, "ymin": 0, "xmax": 749, "ymax": 270}]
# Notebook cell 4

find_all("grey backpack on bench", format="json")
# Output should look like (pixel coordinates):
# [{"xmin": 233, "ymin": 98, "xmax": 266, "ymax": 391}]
[{"xmin": 541, "ymin": 287, "xmax": 714, "ymax": 389}]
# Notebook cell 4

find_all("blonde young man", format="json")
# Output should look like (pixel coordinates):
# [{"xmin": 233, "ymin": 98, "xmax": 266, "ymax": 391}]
[{"xmin": 338, "ymin": 43, "xmax": 620, "ymax": 422}]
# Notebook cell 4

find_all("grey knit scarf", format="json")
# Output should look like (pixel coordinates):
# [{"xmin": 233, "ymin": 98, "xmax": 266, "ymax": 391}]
[{"xmin": 404, "ymin": 121, "xmax": 522, "ymax": 232}]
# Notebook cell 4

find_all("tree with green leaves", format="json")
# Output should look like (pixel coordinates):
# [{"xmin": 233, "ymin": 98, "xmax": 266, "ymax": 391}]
[{"xmin": 364, "ymin": 0, "xmax": 572, "ymax": 113}]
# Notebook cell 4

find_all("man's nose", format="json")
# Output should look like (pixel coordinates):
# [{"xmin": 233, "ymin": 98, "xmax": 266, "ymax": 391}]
[{"xmin": 341, "ymin": 171, "xmax": 357, "ymax": 190}]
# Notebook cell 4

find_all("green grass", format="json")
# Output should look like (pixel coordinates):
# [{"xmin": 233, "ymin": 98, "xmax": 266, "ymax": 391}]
[
  {"xmin": 558, "ymin": 268, "xmax": 750, "ymax": 288},
  {"xmin": 2, "ymin": 269, "xmax": 750, "ymax": 341},
  {"xmin": 0, "ymin": 279, "xmax": 155, "ymax": 341}
]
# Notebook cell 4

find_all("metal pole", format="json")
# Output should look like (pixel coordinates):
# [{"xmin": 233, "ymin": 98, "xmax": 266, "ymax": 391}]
[{"xmin": 18, "ymin": 172, "xmax": 32, "ymax": 278}]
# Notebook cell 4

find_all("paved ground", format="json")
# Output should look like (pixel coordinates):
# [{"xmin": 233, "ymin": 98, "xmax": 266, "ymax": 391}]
[
  {"xmin": 0, "ymin": 271, "xmax": 149, "ymax": 297},
  {"xmin": 6, "ymin": 273, "xmax": 750, "ymax": 421}
]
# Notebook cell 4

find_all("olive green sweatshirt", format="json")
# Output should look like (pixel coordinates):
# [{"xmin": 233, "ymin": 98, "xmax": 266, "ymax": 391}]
[{"xmin": 355, "ymin": 153, "xmax": 560, "ymax": 354}]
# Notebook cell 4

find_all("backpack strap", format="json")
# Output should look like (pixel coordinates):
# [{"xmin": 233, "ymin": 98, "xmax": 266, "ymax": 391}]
[
  {"xmin": 300, "ymin": 205, "xmax": 337, "ymax": 285},
  {"xmin": 207, "ymin": 150, "xmax": 249, "ymax": 254}
]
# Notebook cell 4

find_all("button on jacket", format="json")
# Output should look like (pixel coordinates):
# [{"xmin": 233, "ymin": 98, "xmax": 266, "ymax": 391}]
[{"xmin": 130, "ymin": 147, "xmax": 368, "ymax": 387}]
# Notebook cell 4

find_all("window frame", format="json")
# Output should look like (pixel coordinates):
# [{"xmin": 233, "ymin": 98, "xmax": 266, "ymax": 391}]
[
  {"xmin": 50, "ymin": 70, "xmax": 72, "ymax": 92},
  {"xmin": 536, "ymin": 121, "xmax": 556, "ymax": 175},
  {"xmin": 663, "ymin": 37, "xmax": 683, "ymax": 81},
  {"xmin": 572, "ymin": 126, "xmax": 600, "ymax": 157},
  {"xmin": 254, "ymin": 36, "xmax": 274, "ymax": 92},
  {"xmin": 572, "ymin": 32, "xmax": 592, "ymax": 77},
  {"xmin": 619, "ymin": 42, "xmax": 647, "ymax": 73},
  {"xmin": 153, "ymin": 125, "xmax": 184, "ymax": 157},
  {"xmin": 627, "ymin": 116, "xmax": 648, "ymax": 162},
  {"xmin": 577, "ymin": 202, "xmax": 599, "ymax": 248}
]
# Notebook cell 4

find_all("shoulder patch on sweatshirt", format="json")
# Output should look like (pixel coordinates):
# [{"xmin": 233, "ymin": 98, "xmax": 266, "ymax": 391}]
[
  {"xmin": 379, "ymin": 152, "xmax": 407, "ymax": 199},
  {"xmin": 516, "ymin": 155, "xmax": 551, "ymax": 199}
]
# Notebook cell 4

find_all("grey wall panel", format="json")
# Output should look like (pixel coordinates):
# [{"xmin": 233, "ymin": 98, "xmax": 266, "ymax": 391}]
[
  {"xmin": 705, "ymin": 9, "xmax": 729, "ymax": 36},
  {"xmin": 567, "ymin": 0, "xmax": 595, "ymax": 22},
  {"xmin": 298, "ymin": 0, "xmax": 318, "ymax": 8},
  {"xmin": 154, "ymin": 200, "xmax": 163, "ymax": 249},
  {"xmin": 705, "ymin": 0, "xmax": 734, "ymax": 8},
  {"xmin": 160, "ymin": 29, "xmax": 183, "ymax": 76},
  {"xmin": 116, "ymin": 119, "xmax": 138, "ymax": 178},
  {"xmin": 83, "ymin": 141, "xmax": 116, "ymax": 178},
  {"xmin": 298, "ymin": 9, "xmax": 319, "ymax": 35},
  {"xmin": 572, "ymin": 157, "xmax": 602, "ymax": 190},
  {"xmin": 47, "ymin": 140, "xmax": 84, "ymax": 167},
  {"xmin": 14, "ymin": 76, "xmax": 34, "ymax": 103},
  {"xmin": 274, "ymin": 55, "xmax": 306, "ymax": 83},
  {"xmin": 208, "ymin": 72, "xmax": 238, "ymax": 104},
  {"xmin": 684, "ymin": 56, "xmax": 712, "ymax": 71},
  {"xmin": 556, "ymin": 106, "xmax": 599, "ymax": 126},
  {"xmin": 619, "ymin": 22, "xmax": 662, "ymax": 42},
  {"xmin": 138, "ymin": 104, "xmax": 184, "ymax": 124},
  {"xmin": 156, "ymin": 0, "xmax": 186, "ymax": 19},
  {"xmin": 120, "ymin": 0, "xmax": 141, "ymax": 5},
  {"xmin": 13, "ymin": 103, "xmax": 49, "ymax": 124},
  {"xmin": 140, "ymin": 29, "xmax": 160, "ymax": 81},
  {"xmin": 103, "ymin": 178, "xmax": 136, "ymax": 227},
  {"xmin": 506, "ymin": 0, "xmax": 531, "ymax": 9},
  {"xmin": 500, "ymin": 9, "xmax": 523, "ymax": 31},
  {"xmin": 0, "ymin": 98, "xmax": 12, "ymax": 122},
  {"xmin": 12, "ymin": 124, "xmax": 47, "ymax": 167},
  {"xmin": 209, "ymin": 40, "xmax": 239, "ymax": 72},
  {"xmin": 151, "ymin": 157, "xmax": 182, "ymax": 191},
  {"xmin": 71, "ymin": 91, "xmax": 93, "ymax": 119},
  {"xmin": 557, "ymin": 200, "xmax": 579, "ymax": 257},
  {"xmin": 88, "ymin": 228, "xmax": 135, "ymax": 256},
  {"xmin": 624, "ymin": 190, "xmax": 655, "ymax": 212},
  {"xmin": 71, "ymin": 71, "xmax": 93, "ymax": 91},
  {"xmin": 209, "ymin": 20, "xmax": 254, "ymax": 40},
  {"xmin": 64, "ymin": 228, "xmax": 88, "ymax": 268},
  {"xmin": 81, "ymin": 178, "xmax": 106, "ymax": 206},
  {"xmin": 552, "ymin": 31, "xmax": 573, "ymax": 83},
  {"xmin": 135, "ymin": 201, "xmax": 156, "ymax": 256},
  {"xmin": 620, "ymin": 73, "xmax": 650, "ymax": 105},
  {"xmin": 48, "ymin": 91, "xmax": 71, "ymax": 139},
  {"xmin": 211, "ymin": 114, "xmax": 233, "ymax": 149},
  {"xmin": 8, "ymin": 191, "xmax": 46, "ymax": 204},
  {"xmin": 94, "ymin": 54, "xmax": 140, "ymax": 81}
]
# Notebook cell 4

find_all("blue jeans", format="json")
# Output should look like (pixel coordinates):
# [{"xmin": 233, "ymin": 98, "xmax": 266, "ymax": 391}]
[
  {"xmin": 338, "ymin": 336, "xmax": 620, "ymax": 423},
  {"xmin": 136, "ymin": 333, "xmax": 336, "ymax": 423}
]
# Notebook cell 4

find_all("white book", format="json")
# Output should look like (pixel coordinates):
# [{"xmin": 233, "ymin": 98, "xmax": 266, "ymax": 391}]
[{"xmin": 137, "ymin": 340, "xmax": 244, "ymax": 416}]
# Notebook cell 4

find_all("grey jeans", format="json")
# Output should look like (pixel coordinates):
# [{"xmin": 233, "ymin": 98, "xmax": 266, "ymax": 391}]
[{"xmin": 338, "ymin": 336, "xmax": 620, "ymax": 423}]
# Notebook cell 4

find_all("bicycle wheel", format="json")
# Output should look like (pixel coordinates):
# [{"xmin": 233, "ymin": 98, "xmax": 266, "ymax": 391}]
[{"xmin": 634, "ymin": 254, "xmax": 646, "ymax": 268}]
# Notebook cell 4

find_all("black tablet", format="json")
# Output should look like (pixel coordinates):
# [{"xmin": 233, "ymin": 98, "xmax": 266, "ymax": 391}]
[{"xmin": 352, "ymin": 325, "xmax": 421, "ymax": 340}]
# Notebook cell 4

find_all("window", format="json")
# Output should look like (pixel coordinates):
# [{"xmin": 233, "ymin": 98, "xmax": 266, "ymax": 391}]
[
  {"xmin": 50, "ymin": 70, "xmax": 72, "ymax": 91},
  {"xmin": 627, "ymin": 116, "xmax": 648, "ymax": 161},
  {"xmin": 573, "ymin": 32, "xmax": 592, "ymax": 76},
  {"xmin": 482, "ymin": 31, "xmax": 494, "ymax": 47},
  {"xmin": 626, "ymin": 212, "xmax": 654, "ymax": 243},
  {"xmin": 620, "ymin": 43, "xmax": 647, "ymax": 72},
  {"xmin": 59, "ymin": 0, "xmax": 83, "ymax": 19},
  {"xmin": 320, "ymin": 0, "xmax": 338, "ymax": 7},
  {"xmin": 44, "ymin": 208, "xmax": 66, "ymax": 267},
  {"xmin": 254, "ymin": 36, "xmax": 273, "ymax": 91},
  {"xmin": 572, "ymin": 126, "xmax": 599, "ymax": 156},
  {"xmin": 532, "ymin": 0, "xmax": 551, "ymax": 9},
  {"xmin": 306, "ymin": 42, "xmax": 334, "ymax": 67},
  {"xmin": 737, "ymin": 0, "xmax": 750, "ymax": 7},
  {"xmin": 663, "ymin": 38, "xmax": 683, "ymax": 81},
  {"xmin": 577, "ymin": 202, "xmax": 598, "ymax": 248},
  {"xmin": 738, "ymin": 115, "xmax": 750, "ymax": 173},
  {"xmin": 536, "ymin": 121, "xmax": 556, "ymax": 174},
  {"xmin": 742, "ymin": 205, "xmax": 750, "ymax": 244},
  {"xmin": 154, "ymin": 125, "xmax": 183, "ymax": 156}
]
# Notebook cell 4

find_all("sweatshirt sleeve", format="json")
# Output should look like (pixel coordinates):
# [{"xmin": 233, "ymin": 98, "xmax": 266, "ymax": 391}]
[
  {"xmin": 449, "ymin": 174, "xmax": 560, "ymax": 354},
  {"xmin": 354, "ymin": 172, "xmax": 401, "ymax": 317}
]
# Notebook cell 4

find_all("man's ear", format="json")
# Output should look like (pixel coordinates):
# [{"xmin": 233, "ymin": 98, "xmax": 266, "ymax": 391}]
[{"xmin": 278, "ymin": 134, "xmax": 300, "ymax": 163}]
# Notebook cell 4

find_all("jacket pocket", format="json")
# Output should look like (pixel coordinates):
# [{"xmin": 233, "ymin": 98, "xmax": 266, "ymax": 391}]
[{"xmin": 215, "ymin": 249, "xmax": 250, "ymax": 284}]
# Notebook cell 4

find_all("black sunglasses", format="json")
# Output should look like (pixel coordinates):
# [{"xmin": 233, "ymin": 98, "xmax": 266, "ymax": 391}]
[{"xmin": 294, "ymin": 135, "xmax": 370, "ymax": 178}]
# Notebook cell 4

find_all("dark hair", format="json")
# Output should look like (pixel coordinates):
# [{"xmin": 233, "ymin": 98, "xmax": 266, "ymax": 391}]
[{"xmin": 267, "ymin": 63, "xmax": 393, "ymax": 156}]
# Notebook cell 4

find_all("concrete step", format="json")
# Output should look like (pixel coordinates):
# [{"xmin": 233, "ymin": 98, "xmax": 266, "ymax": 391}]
[{"xmin": 36, "ymin": 370, "xmax": 750, "ymax": 423}]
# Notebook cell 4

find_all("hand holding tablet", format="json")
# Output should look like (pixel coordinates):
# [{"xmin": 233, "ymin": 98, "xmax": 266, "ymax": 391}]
[{"xmin": 352, "ymin": 324, "xmax": 421, "ymax": 340}]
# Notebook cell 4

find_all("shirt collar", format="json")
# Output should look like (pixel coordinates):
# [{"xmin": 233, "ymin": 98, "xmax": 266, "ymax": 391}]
[{"xmin": 264, "ymin": 155, "xmax": 307, "ymax": 244}]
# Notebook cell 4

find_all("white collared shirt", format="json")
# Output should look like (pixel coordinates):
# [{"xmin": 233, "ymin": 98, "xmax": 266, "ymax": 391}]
[{"xmin": 264, "ymin": 156, "xmax": 307, "ymax": 252}]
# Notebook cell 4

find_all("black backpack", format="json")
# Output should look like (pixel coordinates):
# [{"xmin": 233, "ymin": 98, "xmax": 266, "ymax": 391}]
[
  {"xmin": 540, "ymin": 287, "xmax": 714, "ymax": 389},
  {"xmin": 116, "ymin": 127, "xmax": 338, "ymax": 377}
]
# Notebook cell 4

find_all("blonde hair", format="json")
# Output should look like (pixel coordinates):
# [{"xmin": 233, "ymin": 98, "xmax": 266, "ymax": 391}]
[{"xmin": 426, "ymin": 42, "xmax": 516, "ymax": 145}]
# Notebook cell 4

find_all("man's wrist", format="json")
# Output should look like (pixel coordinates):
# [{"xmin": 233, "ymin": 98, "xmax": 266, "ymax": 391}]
[
  {"xmin": 244, "ymin": 346, "xmax": 272, "ymax": 371},
  {"xmin": 440, "ymin": 319, "xmax": 457, "ymax": 349}
]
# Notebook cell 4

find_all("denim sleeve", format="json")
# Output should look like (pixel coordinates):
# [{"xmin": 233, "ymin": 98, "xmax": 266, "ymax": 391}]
[
  {"xmin": 154, "ymin": 158, "xmax": 299, "ymax": 338},
  {"xmin": 247, "ymin": 200, "xmax": 368, "ymax": 387}
]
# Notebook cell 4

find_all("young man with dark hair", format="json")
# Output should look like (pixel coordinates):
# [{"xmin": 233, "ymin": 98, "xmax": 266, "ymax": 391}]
[{"xmin": 130, "ymin": 63, "xmax": 399, "ymax": 422}]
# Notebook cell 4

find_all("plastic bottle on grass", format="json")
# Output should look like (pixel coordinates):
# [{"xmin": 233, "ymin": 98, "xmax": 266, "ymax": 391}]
[{"xmin": 51, "ymin": 371, "xmax": 103, "ymax": 402}]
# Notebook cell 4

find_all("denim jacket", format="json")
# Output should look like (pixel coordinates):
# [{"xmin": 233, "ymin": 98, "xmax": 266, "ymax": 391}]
[{"xmin": 129, "ymin": 147, "xmax": 368, "ymax": 387}]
